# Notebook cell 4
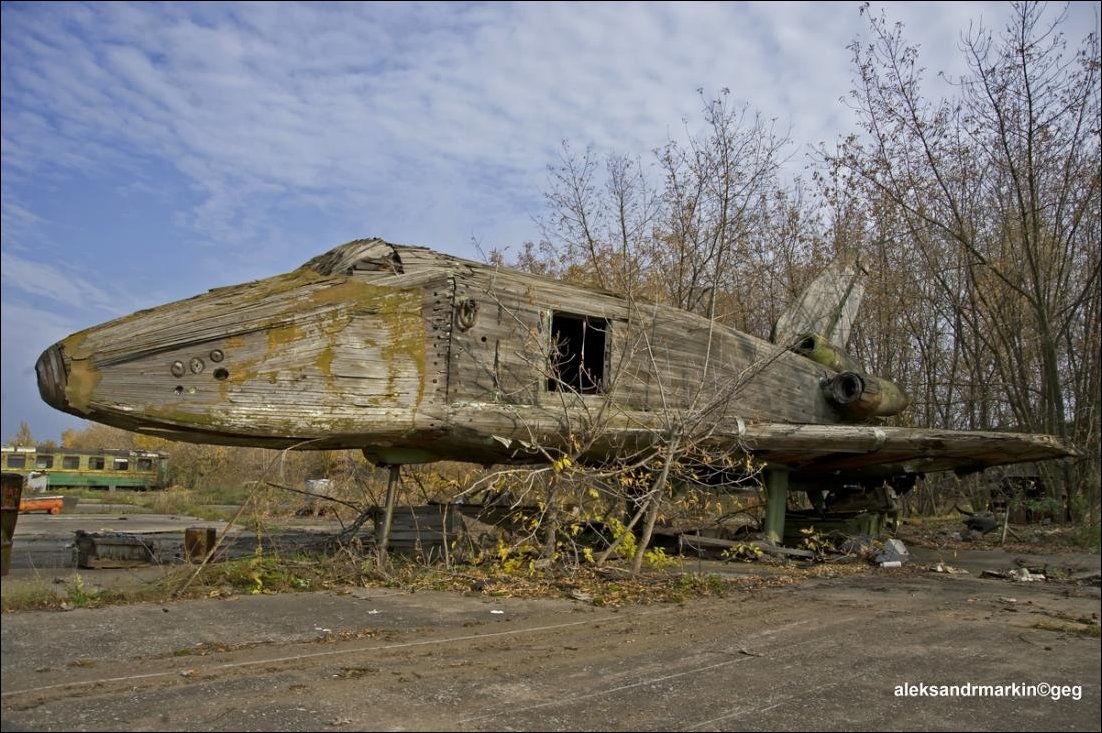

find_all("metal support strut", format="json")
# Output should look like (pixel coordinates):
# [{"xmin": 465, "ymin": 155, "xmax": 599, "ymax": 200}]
[{"xmin": 377, "ymin": 465, "xmax": 400, "ymax": 567}]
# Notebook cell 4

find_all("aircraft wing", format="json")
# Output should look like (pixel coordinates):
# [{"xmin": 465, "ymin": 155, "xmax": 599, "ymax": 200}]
[
  {"xmin": 732, "ymin": 423, "xmax": 1076, "ymax": 481},
  {"xmin": 451, "ymin": 405, "xmax": 1075, "ymax": 481}
]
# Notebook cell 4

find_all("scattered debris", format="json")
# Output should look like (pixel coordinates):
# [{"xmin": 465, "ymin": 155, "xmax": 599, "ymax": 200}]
[
  {"xmin": 931, "ymin": 562, "xmax": 969, "ymax": 574},
  {"xmin": 964, "ymin": 514, "xmax": 999, "ymax": 535},
  {"xmin": 679, "ymin": 534, "xmax": 814, "ymax": 559},
  {"xmin": 874, "ymin": 538, "xmax": 909, "ymax": 566},
  {"xmin": 569, "ymin": 590, "xmax": 594, "ymax": 602},
  {"xmin": 1013, "ymin": 558, "xmax": 1046, "ymax": 574},
  {"xmin": 754, "ymin": 541, "xmax": 815, "ymax": 560},
  {"xmin": 1012, "ymin": 568, "xmax": 1046, "ymax": 582},
  {"xmin": 490, "ymin": 609, "xmax": 505, "ymax": 615},
  {"xmin": 980, "ymin": 568, "xmax": 1048, "ymax": 582},
  {"xmin": 839, "ymin": 534, "xmax": 874, "ymax": 555}
]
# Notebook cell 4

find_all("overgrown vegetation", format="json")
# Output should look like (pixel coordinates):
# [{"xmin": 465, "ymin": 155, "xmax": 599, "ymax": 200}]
[
  {"xmin": 0, "ymin": 572, "xmax": 162, "ymax": 612},
  {"xmin": 897, "ymin": 515, "xmax": 1101, "ymax": 551},
  {"xmin": 1, "ymin": 546, "xmax": 869, "ymax": 613}
]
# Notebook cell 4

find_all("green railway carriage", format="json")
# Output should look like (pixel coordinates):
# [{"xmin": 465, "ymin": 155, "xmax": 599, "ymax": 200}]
[{"xmin": 0, "ymin": 446, "xmax": 168, "ymax": 490}]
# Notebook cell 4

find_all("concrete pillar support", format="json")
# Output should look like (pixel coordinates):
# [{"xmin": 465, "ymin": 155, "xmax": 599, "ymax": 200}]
[{"xmin": 764, "ymin": 467, "xmax": 790, "ymax": 545}]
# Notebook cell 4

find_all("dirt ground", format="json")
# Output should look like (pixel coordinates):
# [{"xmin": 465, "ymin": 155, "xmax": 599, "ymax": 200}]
[{"xmin": 2, "ymin": 541, "xmax": 1099, "ymax": 732}]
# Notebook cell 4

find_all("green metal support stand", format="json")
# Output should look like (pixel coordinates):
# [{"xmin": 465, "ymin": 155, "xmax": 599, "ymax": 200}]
[{"xmin": 764, "ymin": 467, "xmax": 789, "ymax": 544}]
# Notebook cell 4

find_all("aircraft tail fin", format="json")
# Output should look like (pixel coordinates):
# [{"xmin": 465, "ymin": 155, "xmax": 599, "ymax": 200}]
[{"xmin": 772, "ymin": 254, "xmax": 865, "ymax": 349}]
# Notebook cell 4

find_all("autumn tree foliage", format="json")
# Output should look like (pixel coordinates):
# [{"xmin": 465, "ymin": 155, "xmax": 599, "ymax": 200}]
[
  {"xmin": 5, "ymin": 421, "xmax": 36, "ymax": 448},
  {"xmin": 835, "ymin": 2, "xmax": 1099, "ymax": 517}
]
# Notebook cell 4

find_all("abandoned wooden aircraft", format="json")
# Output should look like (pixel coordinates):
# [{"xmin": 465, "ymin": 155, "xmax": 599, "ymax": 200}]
[{"xmin": 35, "ymin": 238, "xmax": 1074, "ymax": 539}]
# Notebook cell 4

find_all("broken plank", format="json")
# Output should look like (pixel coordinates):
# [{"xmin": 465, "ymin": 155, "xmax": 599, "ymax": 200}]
[{"xmin": 679, "ymin": 533, "xmax": 814, "ymax": 558}]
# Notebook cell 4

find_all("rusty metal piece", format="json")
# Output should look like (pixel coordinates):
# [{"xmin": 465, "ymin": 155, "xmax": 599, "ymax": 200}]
[
  {"xmin": 826, "ymin": 371, "xmax": 911, "ymax": 419},
  {"xmin": 184, "ymin": 526, "xmax": 218, "ymax": 563},
  {"xmin": 74, "ymin": 530, "xmax": 156, "ymax": 568},
  {"xmin": 792, "ymin": 333, "xmax": 859, "ymax": 373},
  {"xmin": 455, "ymin": 296, "xmax": 478, "ymax": 331},
  {"xmin": 1, "ymin": 472, "xmax": 24, "ymax": 576}
]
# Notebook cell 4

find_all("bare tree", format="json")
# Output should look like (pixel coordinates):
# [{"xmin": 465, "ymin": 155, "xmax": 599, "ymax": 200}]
[{"xmin": 832, "ymin": 2, "xmax": 1100, "ymax": 517}]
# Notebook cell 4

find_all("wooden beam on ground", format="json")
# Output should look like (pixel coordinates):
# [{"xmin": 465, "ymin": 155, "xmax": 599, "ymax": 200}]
[{"xmin": 679, "ymin": 533, "xmax": 814, "ymax": 559}]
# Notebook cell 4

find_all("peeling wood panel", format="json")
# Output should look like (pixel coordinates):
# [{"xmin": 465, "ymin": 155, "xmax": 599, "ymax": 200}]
[
  {"xmin": 633, "ymin": 315, "xmax": 838, "ymax": 423},
  {"xmin": 76, "ymin": 270, "xmax": 447, "ymax": 441},
  {"xmin": 442, "ymin": 404, "xmax": 1073, "ymax": 477},
  {"xmin": 445, "ymin": 269, "xmax": 838, "ymax": 424},
  {"xmin": 394, "ymin": 246, "xmax": 474, "ymax": 274},
  {"xmin": 423, "ymin": 276, "xmax": 455, "ymax": 409},
  {"xmin": 306, "ymin": 238, "xmax": 399, "ymax": 275},
  {"xmin": 448, "ymin": 271, "xmax": 549, "ymax": 406}
]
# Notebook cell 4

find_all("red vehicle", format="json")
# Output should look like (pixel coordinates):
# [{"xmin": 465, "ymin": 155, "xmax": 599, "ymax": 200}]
[{"xmin": 19, "ymin": 496, "xmax": 64, "ymax": 515}]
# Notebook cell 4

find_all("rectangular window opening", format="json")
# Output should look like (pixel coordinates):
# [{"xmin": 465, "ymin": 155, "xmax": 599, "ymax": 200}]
[
  {"xmin": 6, "ymin": 455, "xmax": 26, "ymax": 469},
  {"xmin": 114, "ymin": 458, "xmax": 130, "ymax": 471},
  {"xmin": 88, "ymin": 457, "xmax": 105, "ymax": 470},
  {"xmin": 137, "ymin": 458, "xmax": 153, "ymax": 471},
  {"xmin": 62, "ymin": 456, "xmax": 80, "ymax": 470},
  {"xmin": 36, "ymin": 455, "xmax": 54, "ymax": 469},
  {"xmin": 547, "ymin": 313, "xmax": 608, "ymax": 395}
]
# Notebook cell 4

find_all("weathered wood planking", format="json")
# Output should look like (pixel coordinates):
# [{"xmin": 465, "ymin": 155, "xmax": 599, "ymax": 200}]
[
  {"xmin": 448, "ymin": 267, "xmax": 839, "ymax": 421},
  {"xmin": 372, "ymin": 504, "xmax": 461, "ymax": 554},
  {"xmin": 40, "ymin": 238, "xmax": 1076, "ymax": 479},
  {"xmin": 56, "ymin": 240, "xmax": 454, "ymax": 449}
]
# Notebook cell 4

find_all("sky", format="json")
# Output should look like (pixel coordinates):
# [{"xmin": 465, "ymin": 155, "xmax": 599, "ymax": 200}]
[{"xmin": 2, "ymin": 1, "xmax": 1098, "ymax": 443}]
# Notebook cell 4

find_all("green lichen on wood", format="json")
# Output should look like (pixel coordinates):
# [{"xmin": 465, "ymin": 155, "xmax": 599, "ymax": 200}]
[
  {"xmin": 51, "ymin": 257, "xmax": 430, "ymax": 438},
  {"xmin": 63, "ymin": 358, "xmax": 101, "ymax": 414}
]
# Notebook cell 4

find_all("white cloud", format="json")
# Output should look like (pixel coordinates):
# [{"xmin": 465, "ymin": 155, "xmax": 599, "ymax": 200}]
[
  {"xmin": 6, "ymin": 1, "xmax": 1095, "ymax": 255},
  {"xmin": 0, "ymin": 251, "xmax": 132, "ymax": 313},
  {"xmin": 0, "ymin": 197, "xmax": 44, "ymax": 244}
]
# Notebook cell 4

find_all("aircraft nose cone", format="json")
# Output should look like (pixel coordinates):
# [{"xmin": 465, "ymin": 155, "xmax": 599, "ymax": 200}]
[{"xmin": 36, "ymin": 344, "xmax": 69, "ymax": 411}]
